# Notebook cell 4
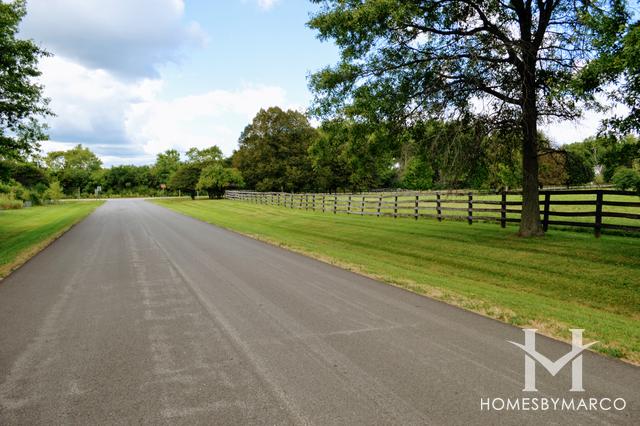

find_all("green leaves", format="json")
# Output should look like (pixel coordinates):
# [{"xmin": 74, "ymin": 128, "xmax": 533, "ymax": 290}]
[
  {"xmin": 197, "ymin": 163, "xmax": 244, "ymax": 199},
  {"xmin": 233, "ymin": 107, "xmax": 319, "ymax": 192},
  {"xmin": 0, "ymin": 0, "xmax": 52, "ymax": 160}
]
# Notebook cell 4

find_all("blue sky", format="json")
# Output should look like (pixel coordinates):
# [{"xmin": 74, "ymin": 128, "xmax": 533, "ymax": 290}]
[
  {"xmin": 19, "ymin": 0, "xmax": 338, "ymax": 166},
  {"xmin": 19, "ymin": 0, "xmax": 610, "ymax": 166}
]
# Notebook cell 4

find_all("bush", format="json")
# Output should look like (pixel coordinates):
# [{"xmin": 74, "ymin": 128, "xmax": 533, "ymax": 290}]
[
  {"xmin": 44, "ymin": 181, "xmax": 63, "ymax": 203},
  {"xmin": 0, "ymin": 194, "xmax": 23, "ymax": 209},
  {"xmin": 611, "ymin": 167, "xmax": 640, "ymax": 192}
]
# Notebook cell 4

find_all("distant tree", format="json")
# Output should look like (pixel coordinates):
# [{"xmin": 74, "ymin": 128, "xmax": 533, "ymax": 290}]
[
  {"xmin": 153, "ymin": 149, "xmax": 181, "ymax": 185},
  {"xmin": 196, "ymin": 164, "xmax": 244, "ymax": 199},
  {"xmin": 186, "ymin": 146, "xmax": 223, "ymax": 166},
  {"xmin": 310, "ymin": 119, "xmax": 396, "ymax": 191},
  {"xmin": 45, "ymin": 145, "xmax": 102, "ymax": 172},
  {"xmin": 45, "ymin": 145, "xmax": 102, "ymax": 195},
  {"xmin": 611, "ymin": 167, "xmax": 640, "ymax": 192},
  {"xmin": 600, "ymin": 135, "xmax": 640, "ymax": 182},
  {"xmin": 168, "ymin": 163, "xmax": 201, "ymax": 199},
  {"xmin": 10, "ymin": 161, "xmax": 49, "ymax": 188},
  {"xmin": 0, "ymin": 0, "xmax": 52, "ymax": 160},
  {"xmin": 538, "ymin": 152, "xmax": 568, "ymax": 187},
  {"xmin": 309, "ymin": 120, "xmax": 353, "ymax": 191},
  {"xmin": 400, "ymin": 157, "xmax": 434, "ymax": 190},
  {"xmin": 308, "ymin": 0, "xmax": 631, "ymax": 236},
  {"xmin": 44, "ymin": 180, "xmax": 63, "ymax": 203},
  {"xmin": 233, "ymin": 107, "xmax": 318, "ymax": 192},
  {"xmin": 564, "ymin": 150, "xmax": 595, "ymax": 186}
]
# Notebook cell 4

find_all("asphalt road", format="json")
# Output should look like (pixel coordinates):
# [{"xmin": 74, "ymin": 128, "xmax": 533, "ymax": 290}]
[{"xmin": 0, "ymin": 199, "xmax": 637, "ymax": 425}]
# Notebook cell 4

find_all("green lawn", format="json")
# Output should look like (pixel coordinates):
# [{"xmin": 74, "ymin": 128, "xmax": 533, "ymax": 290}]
[
  {"xmin": 0, "ymin": 201, "xmax": 103, "ymax": 278},
  {"xmin": 153, "ymin": 198, "xmax": 640, "ymax": 364}
]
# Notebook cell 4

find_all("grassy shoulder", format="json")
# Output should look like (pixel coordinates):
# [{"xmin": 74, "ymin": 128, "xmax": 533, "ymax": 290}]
[
  {"xmin": 153, "ymin": 198, "xmax": 640, "ymax": 364},
  {"xmin": 0, "ymin": 201, "xmax": 103, "ymax": 279}
]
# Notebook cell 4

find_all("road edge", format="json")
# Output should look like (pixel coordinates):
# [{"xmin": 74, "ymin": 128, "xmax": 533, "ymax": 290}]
[{"xmin": 0, "ymin": 202, "xmax": 104, "ymax": 281}]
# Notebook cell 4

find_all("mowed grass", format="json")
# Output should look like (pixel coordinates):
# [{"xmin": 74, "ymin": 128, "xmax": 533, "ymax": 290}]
[
  {"xmin": 0, "ymin": 201, "xmax": 103, "ymax": 278},
  {"xmin": 154, "ymin": 198, "xmax": 640, "ymax": 363}
]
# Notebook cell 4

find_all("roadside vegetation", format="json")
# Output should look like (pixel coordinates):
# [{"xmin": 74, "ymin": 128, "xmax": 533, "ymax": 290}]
[
  {"xmin": 154, "ymin": 199, "xmax": 640, "ymax": 364},
  {"xmin": 0, "ymin": 201, "xmax": 103, "ymax": 279}
]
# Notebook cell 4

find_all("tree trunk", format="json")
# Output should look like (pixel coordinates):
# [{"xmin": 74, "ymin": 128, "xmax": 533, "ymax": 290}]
[{"xmin": 519, "ymin": 56, "xmax": 544, "ymax": 237}]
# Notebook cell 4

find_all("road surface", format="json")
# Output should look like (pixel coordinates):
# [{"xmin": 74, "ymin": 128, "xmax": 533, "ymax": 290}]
[{"xmin": 0, "ymin": 199, "xmax": 637, "ymax": 425}]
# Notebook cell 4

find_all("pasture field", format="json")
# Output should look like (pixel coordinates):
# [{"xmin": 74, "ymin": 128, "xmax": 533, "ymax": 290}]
[
  {"xmin": 154, "ymin": 198, "xmax": 640, "ymax": 363},
  {"xmin": 0, "ymin": 201, "xmax": 103, "ymax": 279}
]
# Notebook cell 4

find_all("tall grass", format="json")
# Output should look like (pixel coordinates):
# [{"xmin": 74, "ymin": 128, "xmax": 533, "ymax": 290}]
[{"xmin": 0, "ymin": 194, "xmax": 23, "ymax": 210}]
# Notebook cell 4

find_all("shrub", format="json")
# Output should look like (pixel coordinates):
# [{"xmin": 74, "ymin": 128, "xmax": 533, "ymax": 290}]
[
  {"xmin": 0, "ymin": 194, "xmax": 23, "ymax": 209},
  {"xmin": 611, "ymin": 167, "xmax": 640, "ymax": 192},
  {"xmin": 44, "ymin": 181, "xmax": 63, "ymax": 203}
]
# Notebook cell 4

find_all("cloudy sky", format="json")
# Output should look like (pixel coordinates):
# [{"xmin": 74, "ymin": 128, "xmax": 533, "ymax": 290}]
[{"xmin": 20, "ymin": 0, "xmax": 606, "ymax": 166}]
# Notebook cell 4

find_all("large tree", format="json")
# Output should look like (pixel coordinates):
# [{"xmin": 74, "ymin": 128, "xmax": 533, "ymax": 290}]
[
  {"xmin": 308, "ymin": 0, "xmax": 630, "ymax": 236},
  {"xmin": 197, "ymin": 163, "xmax": 244, "ymax": 199},
  {"xmin": 0, "ymin": 0, "xmax": 51, "ymax": 160},
  {"xmin": 168, "ymin": 163, "xmax": 201, "ymax": 199},
  {"xmin": 153, "ymin": 149, "xmax": 181, "ymax": 185},
  {"xmin": 233, "ymin": 107, "xmax": 319, "ymax": 192},
  {"xmin": 44, "ymin": 145, "xmax": 102, "ymax": 195}
]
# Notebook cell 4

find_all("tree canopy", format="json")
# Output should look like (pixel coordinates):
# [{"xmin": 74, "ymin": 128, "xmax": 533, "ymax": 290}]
[
  {"xmin": 0, "ymin": 0, "xmax": 51, "ymax": 160},
  {"xmin": 308, "ymin": 0, "xmax": 632, "ymax": 235},
  {"xmin": 197, "ymin": 163, "xmax": 244, "ymax": 199},
  {"xmin": 233, "ymin": 107, "xmax": 319, "ymax": 192}
]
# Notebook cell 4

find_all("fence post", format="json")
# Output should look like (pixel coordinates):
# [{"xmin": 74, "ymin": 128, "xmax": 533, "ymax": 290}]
[
  {"xmin": 543, "ymin": 192, "xmax": 551, "ymax": 232},
  {"xmin": 361, "ymin": 196, "xmax": 365, "ymax": 215},
  {"xmin": 312, "ymin": 194, "xmax": 316, "ymax": 211},
  {"xmin": 436, "ymin": 192, "xmax": 442, "ymax": 222},
  {"xmin": 595, "ymin": 190, "xmax": 603, "ymax": 238},
  {"xmin": 334, "ymin": 194, "xmax": 337, "ymax": 214},
  {"xmin": 377, "ymin": 195, "xmax": 382, "ymax": 216},
  {"xmin": 322, "ymin": 195, "xmax": 325, "ymax": 213},
  {"xmin": 501, "ymin": 191, "xmax": 507, "ymax": 228},
  {"xmin": 299, "ymin": 194, "xmax": 303, "ymax": 209},
  {"xmin": 291, "ymin": 193, "xmax": 294, "ymax": 209},
  {"xmin": 393, "ymin": 195, "xmax": 398, "ymax": 218},
  {"xmin": 414, "ymin": 194, "xmax": 419, "ymax": 220},
  {"xmin": 347, "ymin": 195, "xmax": 352, "ymax": 214},
  {"xmin": 468, "ymin": 192, "xmax": 473, "ymax": 225}
]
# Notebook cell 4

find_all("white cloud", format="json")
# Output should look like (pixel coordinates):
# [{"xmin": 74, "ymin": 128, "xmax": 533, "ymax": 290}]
[
  {"xmin": 257, "ymin": 0, "xmax": 281, "ymax": 10},
  {"xmin": 38, "ymin": 56, "xmax": 161, "ymax": 160},
  {"xmin": 38, "ymin": 55, "xmax": 293, "ymax": 165},
  {"xmin": 20, "ymin": 0, "xmax": 207, "ymax": 78},
  {"xmin": 126, "ymin": 86, "xmax": 291, "ymax": 158}
]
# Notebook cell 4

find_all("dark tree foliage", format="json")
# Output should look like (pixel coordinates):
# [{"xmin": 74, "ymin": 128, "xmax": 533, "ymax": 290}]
[
  {"xmin": 7, "ymin": 160, "xmax": 48, "ymax": 187},
  {"xmin": 308, "ymin": 0, "xmax": 630, "ymax": 236},
  {"xmin": 168, "ymin": 163, "xmax": 202, "ymax": 199},
  {"xmin": 564, "ymin": 151, "xmax": 595, "ymax": 186},
  {"xmin": 233, "ymin": 107, "xmax": 319, "ymax": 192},
  {"xmin": 0, "ymin": 0, "xmax": 51, "ymax": 160}
]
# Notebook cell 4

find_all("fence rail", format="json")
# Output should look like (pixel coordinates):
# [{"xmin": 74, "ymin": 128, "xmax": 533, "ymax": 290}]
[{"xmin": 225, "ymin": 189, "xmax": 640, "ymax": 237}]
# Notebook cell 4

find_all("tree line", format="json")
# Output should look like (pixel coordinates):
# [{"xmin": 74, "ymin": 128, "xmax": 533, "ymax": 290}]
[
  {"xmin": 2, "ymin": 106, "xmax": 637, "ymax": 207},
  {"xmin": 2, "ymin": 0, "xmax": 639, "ymax": 235}
]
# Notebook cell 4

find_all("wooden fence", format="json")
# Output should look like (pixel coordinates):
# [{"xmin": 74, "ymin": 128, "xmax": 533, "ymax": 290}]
[{"xmin": 224, "ymin": 189, "xmax": 640, "ymax": 237}]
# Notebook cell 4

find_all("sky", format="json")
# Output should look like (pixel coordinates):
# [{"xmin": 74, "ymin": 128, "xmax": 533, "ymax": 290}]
[{"xmin": 19, "ymin": 0, "xmax": 612, "ymax": 167}]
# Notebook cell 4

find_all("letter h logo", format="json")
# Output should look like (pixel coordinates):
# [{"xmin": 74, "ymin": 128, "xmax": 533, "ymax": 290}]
[{"xmin": 509, "ymin": 329, "xmax": 597, "ymax": 392}]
